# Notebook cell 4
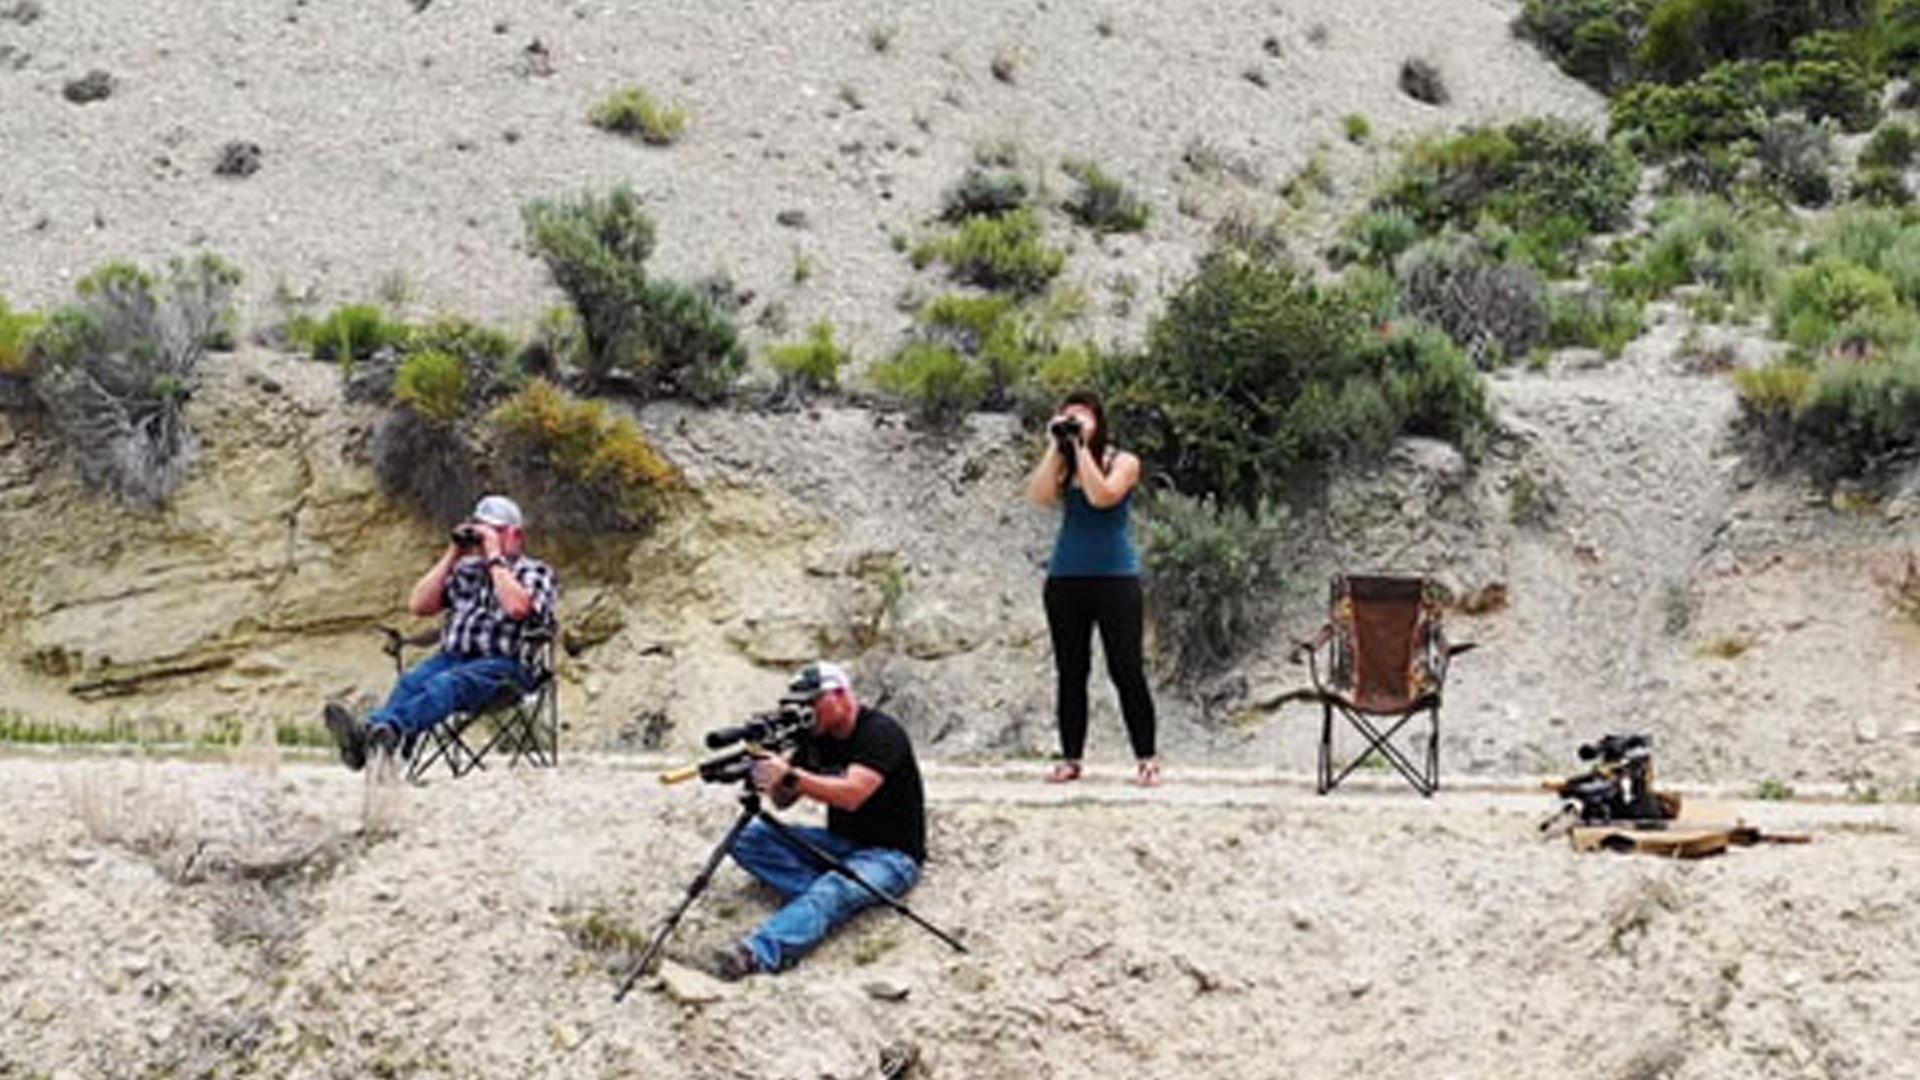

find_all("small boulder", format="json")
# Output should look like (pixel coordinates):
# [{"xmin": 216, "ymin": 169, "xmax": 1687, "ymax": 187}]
[
  {"xmin": 1399, "ymin": 58, "xmax": 1448, "ymax": 106},
  {"xmin": 656, "ymin": 960, "xmax": 727, "ymax": 1005},
  {"xmin": 62, "ymin": 70, "xmax": 115, "ymax": 105},
  {"xmin": 214, "ymin": 141, "xmax": 263, "ymax": 178}
]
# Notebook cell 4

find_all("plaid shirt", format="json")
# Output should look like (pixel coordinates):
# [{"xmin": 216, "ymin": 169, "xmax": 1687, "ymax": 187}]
[{"xmin": 440, "ymin": 554, "xmax": 558, "ymax": 672}]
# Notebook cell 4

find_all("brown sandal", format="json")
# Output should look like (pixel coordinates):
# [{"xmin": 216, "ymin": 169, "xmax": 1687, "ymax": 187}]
[
  {"xmin": 1044, "ymin": 760, "xmax": 1083, "ymax": 784},
  {"xmin": 1133, "ymin": 758, "xmax": 1162, "ymax": 788}
]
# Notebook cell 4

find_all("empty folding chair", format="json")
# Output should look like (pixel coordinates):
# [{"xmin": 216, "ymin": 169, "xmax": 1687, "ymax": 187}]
[{"xmin": 1291, "ymin": 575, "xmax": 1473, "ymax": 796}]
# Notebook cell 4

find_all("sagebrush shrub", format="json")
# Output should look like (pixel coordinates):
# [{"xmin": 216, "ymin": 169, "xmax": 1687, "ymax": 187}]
[
  {"xmin": 489, "ymin": 379, "xmax": 678, "ymax": 532},
  {"xmin": 1738, "ymin": 352, "xmax": 1920, "ymax": 478},
  {"xmin": 766, "ymin": 321, "xmax": 849, "ymax": 393},
  {"xmin": 0, "ymin": 295, "xmax": 38, "ymax": 378},
  {"xmin": 589, "ymin": 86, "xmax": 689, "ymax": 145},
  {"xmin": 1381, "ymin": 118, "xmax": 1637, "ymax": 264},
  {"xmin": 869, "ymin": 340, "xmax": 986, "ymax": 426},
  {"xmin": 1860, "ymin": 121, "xmax": 1918, "ymax": 169},
  {"xmin": 370, "ymin": 408, "xmax": 483, "ymax": 525},
  {"xmin": 1772, "ymin": 256, "xmax": 1899, "ymax": 353},
  {"xmin": 1329, "ymin": 209, "xmax": 1422, "ymax": 269},
  {"xmin": 1139, "ymin": 492, "xmax": 1289, "ymax": 679},
  {"xmin": 912, "ymin": 208, "xmax": 1065, "ymax": 294},
  {"xmin": 1755, "ymin": 114, "xmax": 1835, "ymax": 207},
  {"xmin": 392, "ymin": 350, "xmax": 468, "ymax": 423},
  {"xmin": 293, "ymin": 304, "xmax": 409, "ymax": 363},
  {"xmin": 1514, "ymin": 0, "xmax": 1643, "ymax": 92},
  {"xmin": 1729, "ymin": 359, "xmax": 1791, "ymax": 423},
  {"xmin": 1060, "ymin": 160, "xmax": 1150, "ymax": 233},
  {"xmin": 1849, "ymin": 167, "xmax": 1912, "ymax": 207},
  {"xmin": 1796, "ymin": 352, "xmax": 1920, "ymax": 473},
  {"xmin": 522, "ymin": 186, "xmax": 744, "ymax": 400},
  {"xmin": 1546, "ymin": 286, "xmax": 1644, "ymax": 356},
  {"xmin": 1601, "ymin": 195, "xmax": 1778, "ymax": 303},
  {"xmin": 25, "ymin": 254, "xmax": 240, "ymax": 505},
  {"xmin": 942, "ymin": 168, "xmax": 1029, "ymax": 220},
  {"xmin": 1395, "ymin": 236, "xmax": 1550, "ymax": 365}
]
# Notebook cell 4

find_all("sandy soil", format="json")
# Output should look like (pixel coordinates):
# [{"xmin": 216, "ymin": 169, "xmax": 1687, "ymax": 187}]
[{"xmin": 1, "ymin": 752, "xmax": 1914, "ymax": 1079}]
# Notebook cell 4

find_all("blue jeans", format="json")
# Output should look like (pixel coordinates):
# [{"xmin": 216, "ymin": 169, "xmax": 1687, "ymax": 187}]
[
  {"xmin": 729, "ymin": 818, "xmax": 920, "ymax": 972},
  {"xmin": 370, "ymin": 651, "xmax": 529, "ymax": 737}
]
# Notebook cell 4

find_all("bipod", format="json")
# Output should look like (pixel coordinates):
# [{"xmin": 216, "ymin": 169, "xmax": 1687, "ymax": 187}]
[{"xmin": 613, "ymin": 787, "xmax": 966, "ymax": 1003}]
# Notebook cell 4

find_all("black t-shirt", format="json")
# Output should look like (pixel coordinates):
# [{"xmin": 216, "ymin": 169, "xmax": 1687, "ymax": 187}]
[{"xmin": 799, "ymin": 707, "xmax": 926, "ymax": 863}]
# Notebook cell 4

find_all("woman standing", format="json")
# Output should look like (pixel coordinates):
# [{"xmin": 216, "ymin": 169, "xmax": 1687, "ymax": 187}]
[{"xmin": 1025, "ymin": 390, "xmax": 1159, "ymax": 786}]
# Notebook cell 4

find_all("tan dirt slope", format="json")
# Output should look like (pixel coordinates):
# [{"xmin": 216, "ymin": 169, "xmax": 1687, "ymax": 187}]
[{"xmin": 1, "ymin": 754, "xmax": 1916, "ymax": 1080}]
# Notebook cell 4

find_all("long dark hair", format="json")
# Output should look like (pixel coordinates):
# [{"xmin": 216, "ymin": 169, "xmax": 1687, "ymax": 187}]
[{"xmin": 1059, "ymin": 389, "xmax": 1111, "ymax": 488}]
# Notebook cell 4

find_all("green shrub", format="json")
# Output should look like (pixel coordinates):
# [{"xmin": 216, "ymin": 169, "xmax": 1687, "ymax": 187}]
[
  {"xmin": 1354, "ymin": 323, "xmax": 1494, "ymax": 452},
  {"xmin": 1876, "ymin": 230, "xmax": 1920, "ymax": 306},
  {"xmin": 1100, "ymin": 254, "xmax": 1491, "ymax": 509},
  {"xmin": 1795, "ymin": 352, "xmax": 1920, "ymax": 474},
  {"xmin": 293, "ymin": 303, "xmax": 410, "ymax": 363},
  {"xmin": 1139, "ymin": 492, "xmax": 1289, "ymax": 679},
  {"xmin": 392, "ymin": 350, "xmax": 468, "ymax": 423},
  {"xmin": 1061, "ymin": 160, "xmax": 1150, "ymax": 233},
  {"xmin": 589, "ymin": 86, "xmax": 689, "ymax": 145},
  {"xmin": 1342, "ymin": 113, "xmax": 1372, "ymax": 143},
  {"xmin": 1380, "ymin": 118, "xmax": 1637, "ymax": 261},
  {"xmin": 942, "ymin": 168, "xmax": 1030, "ymax": 220},
  {"xmin": 369, "ymin": 409, "xmax": 482, "ymax": 525},
  {"xmin": 523, "ymin": 306, "xmax": 585, "ymax": 377},
  {"xmin": 1602, "ymin": 196, "xmax": 1779, "ymax": 303},
  {"xmin": 24, "ymin": 254, "xmax": 239, "ymax": 505},
  {"xmin": 0, "ymin": 295, "xmax": 39, "ymax": 378},
  {"xmin": 1849, "ymin": 167, "xmax": 1913, "ymax": 207},
  {"xmin": 1772, "ymin": 256, "xmax": 1899, "ymax": 352},
  {"xmin": 1860, "ymin": 121, "xmax": 1918, "ymax": 169},
  {"xmin": 1546, "ymin": 287, "xmax": 1645, "ymax": 356},
  {"xmin": 765, "ymin": 321, "xmax": 849, "ymax": 392},
  {"xmin": 1609, "ymin": 61, "xmax": 1769, "ymax": 157},
  {"xmin": 919, "ymin": 293, "xmax": 1029, "ymax": 396},
  {"xmin": 1754, "ymin": 114, "xmax": 1835, "ymax": 206},
  {"xmin": 1329, "ymin": 209, "xmax": 1423, "ymax": 269},
  {"xmin": 522, "ymin": 186, "xmax": 744, "ymax": 401},
  {"xmin": 869, "ymin": 340, "xmax": 988, "ymax": 426},
  {"xmin": 1395, "ymin": 236, "xmax": 1549, "ymax": 365},
  {"xmin": 490, "ymin": 379, "xmax": 678, "ymax": 532},
  {"xmin": 411, "ymin": 315, "xmax": 517, "ymax": 367},
  {"xmin": 1663, "ymin": 147, "xmax": 1746, "ymax": 195},
  {"xmin": 1888, "ymin": 0, "xmax": 1920, "ymax": 74},
  {"xmin": 1736, "ymin": 360, "xmax": 1815, "ymax": 418},
  {"xmin": 1515, "ymin": 0, "xmax": 1650, "ymax": 92},
  {"xmin": 913, "ymin": 208, "xmax": 1066, "ymax": 295}
]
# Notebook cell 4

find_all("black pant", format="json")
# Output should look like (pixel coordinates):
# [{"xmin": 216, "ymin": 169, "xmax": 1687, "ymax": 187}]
[{"xmin": 1044, "ymin": 576, "xmax": 1157, "ymax": 760}]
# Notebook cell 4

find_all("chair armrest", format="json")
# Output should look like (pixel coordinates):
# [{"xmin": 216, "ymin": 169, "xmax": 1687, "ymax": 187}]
[{"xmin": 376, "ymin": 624, "xmax": 440, "ymax": 660}]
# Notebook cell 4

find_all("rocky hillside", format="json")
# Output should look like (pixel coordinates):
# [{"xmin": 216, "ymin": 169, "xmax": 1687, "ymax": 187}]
[{"xmin": 2, "ymin": 0, "xmax": 1918, "ymax": 789}]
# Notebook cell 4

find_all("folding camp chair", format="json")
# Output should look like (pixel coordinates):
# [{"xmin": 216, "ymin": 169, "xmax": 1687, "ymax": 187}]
[
  {"xmin": 375, "ymin": 625, "xmax": 561, "ymax": 785},
  {"xmin": 1290, "ymin": 575, "xmax": 1474, "ymax": 797}
]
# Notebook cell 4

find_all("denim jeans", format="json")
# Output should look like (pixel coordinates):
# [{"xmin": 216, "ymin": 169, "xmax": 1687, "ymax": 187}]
[
  {"xmin": 369, "ymin": 651, "xmax": 529, "ymax": 737},
  {"xmin": 729, "ymin": 818, "xmax": 920, "ymax": 972}
]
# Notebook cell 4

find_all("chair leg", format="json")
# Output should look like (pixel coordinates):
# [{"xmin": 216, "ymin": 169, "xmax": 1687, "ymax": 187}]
[
  {"xmin": 1324, "ymin": 707, "xmax": 1436, "ymax": 795},
  {"xmin": 1318, "ymin": 702, "xmax": 1333, "ymax": 795},
  {"xmin": 1424, "ymin": 705, "xmax": 1441, "ymax": 797}
]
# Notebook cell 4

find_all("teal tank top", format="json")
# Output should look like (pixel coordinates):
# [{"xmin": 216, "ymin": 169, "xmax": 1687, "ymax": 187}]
[{"xmin": 1048, "ymin": 485, "xmax": 1141, "ymax": 578}]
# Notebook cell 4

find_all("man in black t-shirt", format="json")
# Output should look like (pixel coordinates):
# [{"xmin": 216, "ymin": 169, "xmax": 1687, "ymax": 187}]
[{"xmin": 712, "ymin": 661, "xmax": 926, "ymax": 979}]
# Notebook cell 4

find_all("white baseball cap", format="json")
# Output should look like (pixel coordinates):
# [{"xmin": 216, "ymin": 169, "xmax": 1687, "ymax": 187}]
[
  {"xmin": 788, "ymin": 660, "xmax": 851, "ymax": 700},
  {"xmin": 472, "ymin": 495, "xmax": 524, "ymax": 529}
]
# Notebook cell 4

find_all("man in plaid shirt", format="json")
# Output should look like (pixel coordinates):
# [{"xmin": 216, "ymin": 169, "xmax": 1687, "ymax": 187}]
[{"xmin": 325, "ymin": 494, "xmax": 558, "ymax": 770}]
